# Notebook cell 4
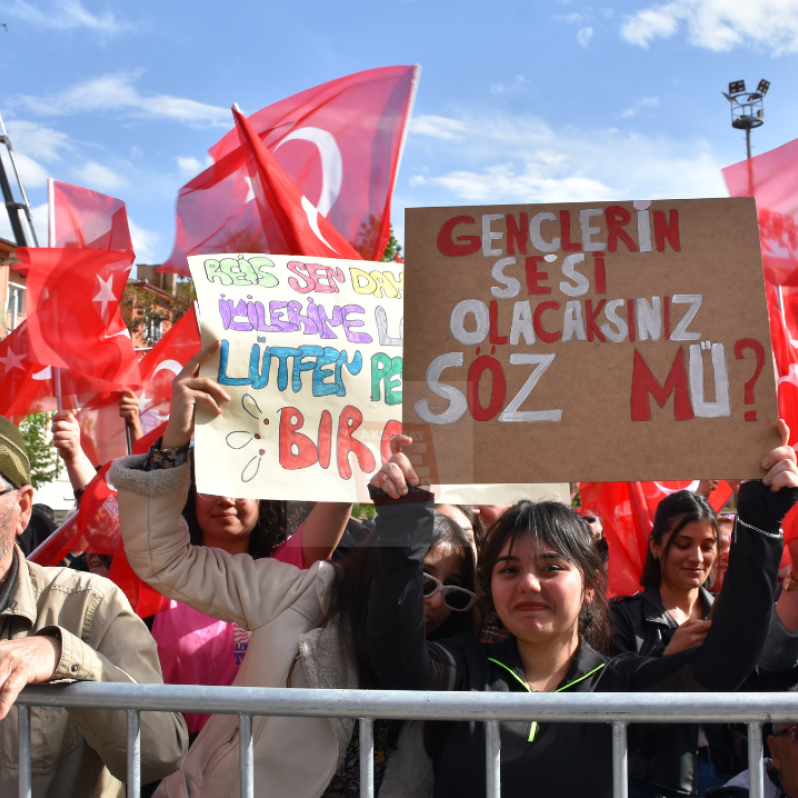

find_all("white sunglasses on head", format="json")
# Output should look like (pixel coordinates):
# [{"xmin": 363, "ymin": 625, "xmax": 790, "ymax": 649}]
[{"xmin": 422, "ymin": 572, "xmax": 477, "ymax": 611}]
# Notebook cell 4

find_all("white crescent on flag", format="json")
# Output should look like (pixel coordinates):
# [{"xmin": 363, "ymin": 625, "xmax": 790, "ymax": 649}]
[
  {"xmin": 653, "ymin": 481, "xmax": 700, "ymax": 495},
  {"xmin": 147, "ymin": 359, "xmax": 186, "ymax": 421},
  {"xmin": 275, "ymin": 127, "xmax": 343, "ymax": 216}
]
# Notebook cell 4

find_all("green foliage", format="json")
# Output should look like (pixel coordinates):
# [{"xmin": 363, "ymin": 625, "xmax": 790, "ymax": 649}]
[
  {"xmin": 19, "ymin": 413, "xmax": 58, "ymax": 489},
  {"xmin": 352, "ymin": 503, "xmax": 376, "ymax": 521},
  {"xmin": 122, "ymin": 278, "xmax": 197, "ymax": 347},
  {"xmin": 381, "ymin": 227, "xmax": 403, "ymax": 263}
]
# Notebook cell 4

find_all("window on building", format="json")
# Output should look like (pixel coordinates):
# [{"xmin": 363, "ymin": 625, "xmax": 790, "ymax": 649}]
[
  {"xmin": 147, "ymin": 315, "xmax": 163, "ymax": 343},
  {"xmin": 6, "ymin": 283, "xmax": 25, "ymax": 330}
]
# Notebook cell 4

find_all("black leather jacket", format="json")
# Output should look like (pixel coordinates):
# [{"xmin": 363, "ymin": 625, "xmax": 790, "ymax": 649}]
[{"xmin": 610, "ymin": 583, "xmax": 749, "ymax": 793}]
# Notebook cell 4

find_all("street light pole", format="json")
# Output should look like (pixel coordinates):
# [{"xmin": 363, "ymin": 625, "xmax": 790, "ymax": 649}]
[{"xmin": 723, "ymin": 79, "xmax": 769, "ymax": 161}]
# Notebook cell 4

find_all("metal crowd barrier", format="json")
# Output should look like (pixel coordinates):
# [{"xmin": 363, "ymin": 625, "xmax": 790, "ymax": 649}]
[{"xmin": 16, "ymin": 684, "xmax": 798, "ymax": 798}]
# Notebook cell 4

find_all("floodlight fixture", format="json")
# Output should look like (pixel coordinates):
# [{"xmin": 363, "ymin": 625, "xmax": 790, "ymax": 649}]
[{"xmin": 725, "ymin": 78, "xmax": 769, "ymax": 159}]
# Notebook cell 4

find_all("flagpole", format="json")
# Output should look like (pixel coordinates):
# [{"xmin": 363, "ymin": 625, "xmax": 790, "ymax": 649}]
[{"xmin": 48, "ymin": 179, "xmax": 63, "ymax": 412}]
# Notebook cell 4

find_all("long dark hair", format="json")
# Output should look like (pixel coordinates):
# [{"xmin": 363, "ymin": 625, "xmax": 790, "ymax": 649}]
[
  {"xmin": 640, "ymin": 490, "xmax": 718, "ymax": 590},
  {"xmin": 327, "ymin": 510, "xmax": 477, "ymax": 689},
  {"xmin": 479, "ymin": 500, "xmax": 611, "ymax": 654},
  {"xmin": 183, "ymin": 453, "xmax": 311, "ymax": 559}
]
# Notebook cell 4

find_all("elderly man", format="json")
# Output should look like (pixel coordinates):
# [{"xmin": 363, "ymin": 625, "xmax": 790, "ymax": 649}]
[{"xmin": 0, "ymin": 416, "xmax": 187, "ymax": 797}]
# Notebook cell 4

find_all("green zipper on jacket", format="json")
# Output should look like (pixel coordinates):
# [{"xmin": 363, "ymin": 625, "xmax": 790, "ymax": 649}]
[{"xmin": 487, "ymin": 658, "xmax": 606, "ymax": 742}]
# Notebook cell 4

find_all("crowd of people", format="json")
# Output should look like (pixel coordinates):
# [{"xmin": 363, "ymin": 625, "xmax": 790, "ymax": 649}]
[{"xmin": 0, "ymin": 340, "xmax": 798, "ymax": 797}]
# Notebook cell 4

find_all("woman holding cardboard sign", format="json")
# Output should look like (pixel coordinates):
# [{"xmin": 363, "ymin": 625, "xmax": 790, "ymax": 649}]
[
  {"xmin": 366, "ymin": 429, "xmax": 798, "ymax": 798},
  {"xmin": 112, "ymin": 342, "xmax": 479, "ymax": 797}
]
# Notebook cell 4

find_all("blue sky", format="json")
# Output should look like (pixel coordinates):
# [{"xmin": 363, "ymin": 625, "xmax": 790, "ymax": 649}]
[{"xmin": 1, "ymin": 0, "xmax": 798, "ymax": 263}]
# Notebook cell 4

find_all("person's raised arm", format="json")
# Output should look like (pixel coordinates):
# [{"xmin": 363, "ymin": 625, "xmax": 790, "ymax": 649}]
[
  {"xmin": 118, "ymin": 389, "xmax": 143, "ymax": 444},
  {"xmin": 366, "ymin": 435, "xmax": 463, "ymax": 691},
  {"xmin": 299, "ymin": 502, "xmax": 352, "ymax": 568},
  {"xmin": 51, "ymin": 411, "xmax": 96, "ymax": 494},
  {"xmin": 630, "ymin": 421, "xmax": 798, "ymax": 692},
  {"xmin": 114, "ymin": 343, "xmax": 322, "ymax": 632},
  {"xmin": 161, "ymin": 340, "xmax": 227, "ymax": 450}
]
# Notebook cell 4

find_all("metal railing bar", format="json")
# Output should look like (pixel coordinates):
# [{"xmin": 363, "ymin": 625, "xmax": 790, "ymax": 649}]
[
  {"xmin": 612, "ymin": 722, "xmax": 628, "ymax": 798},
  {"xmin": 18, "ymin": 705, "xmax": 30, "ymax": 798},
  {"xmin": 359, "ymin": 718, "xmax": 374, "ymax": 798},
  {"xmin": 16, "ymin": 684, "xmax": 798, "ymax": 724},
  {"xmin": 748, "ymin": 722, "xmax": 764, "ymax": 798},
  {"xmin": 239, "ymin": 713, "xmax": 253, "ymax": 798},
  {"xmin": 485, "ymin": 719, "xmax": 501, "ymax": 798},
  {"xmin": 127, "ymin": 710, "xmax": 140, "ymax": 797}
]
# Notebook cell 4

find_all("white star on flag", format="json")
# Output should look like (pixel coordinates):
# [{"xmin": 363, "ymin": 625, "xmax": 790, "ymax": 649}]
[
  {"xmin": 243, "ymin": 175, "xmax": 255, "ymax": 203},
  {"xmin": 778, "ymin": 364, "xmax": 798, "ymax": 391},
  {"xmin": 93, "ymin": 274, "xmax": 116, "ymax": 319},
  {"xmin": 0, "ymin": 347, "xmax": 26, "ymax": 373}
]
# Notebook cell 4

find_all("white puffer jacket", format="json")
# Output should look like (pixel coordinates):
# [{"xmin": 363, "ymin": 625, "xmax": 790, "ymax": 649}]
[{"xmin": 111, "ymin": 454, "xmax": 432, "ymax": 798}]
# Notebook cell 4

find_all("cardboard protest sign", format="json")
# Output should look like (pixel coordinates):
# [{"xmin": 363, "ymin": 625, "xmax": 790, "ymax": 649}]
[
  {"xmin": 403, "ymin": 198, "xmax": 780, "ymax": 484},
  {"xmin": 188, "ymin": 253, "xmax": 403, "ymax": 501}
]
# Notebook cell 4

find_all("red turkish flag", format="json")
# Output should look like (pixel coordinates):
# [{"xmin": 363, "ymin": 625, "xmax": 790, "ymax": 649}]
[
  {"xmin": 767, "ymin": 288, "xmax": 798, "ymax": 453},
  {"xmin": 0, "ymin": 322, "xmax": 53, "ymax": 418},
  {"xmin": 136, "ymin": 304, "xmax": 201, "ymax": 436},
  {"xmin": 49, "ymin": 180, "xmax": 134, "ymax": 256},
  {"xmin": 0, "ymin": 322, "xmax": 115, "ymax": 421},
  {"xmin": 14, "ymin": 181, "xmax": 134, "ymax": 276},
  {"xmin": 21, "ymin": 247, "xmax": 141, "ymax": 392},
  {"xmin": 233, "ymin": 106, "xmax": 362, "ymax": 260},
  {"xmin": 723, "ymin": 138, "xmax": 798, "ymax": 287},
  {"xmin": 161, "ymin": 65, "xmax": 419, "ymax": 274}
]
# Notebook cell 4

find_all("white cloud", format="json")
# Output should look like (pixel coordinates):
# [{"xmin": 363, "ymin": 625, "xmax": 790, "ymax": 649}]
[
  {"xmin": 490, "ymin": 75, "xmax": 529, "ymax": 95},
  {"xmin": 14, "ymin": 73, "xmax": 229, "ymax": 127},
  {"xmin": 74, "ymin": 160, "xmax": 128, "ymax": 191},
  {"xmin": 175, "ymin": 155, "xmax": 211, "ymax": 178},
  {"xmin": 410, "ymin": 115, "xmax": 468, "ymax": 140},
  {"xmin": 407, "ymin": 111, "xmax": 726, "ymax": 205},
  {"xmin": 4, "ymin": 0, "xmax": 132, "ymax": 34},
  {"xmin": 577, "ymin": 26, "xmax": 594, "ymax": 46},
  {"xmin": 2, "ymin": 120, "xmax": 71, "ymax": 162},
  {"xmin": 29, "ymin": 203, "xmax": 49, "ymax": 245},
  {"xmin": 621, "ymin": 0, "xmax": 798, "ymax": 54},
  {"xmin": 621, "ymin": 96, "xmax": 660, "ymax": 118},
  {"xmin": 128, "ymin": 218, "xmax": 160, "ymax": 262}
]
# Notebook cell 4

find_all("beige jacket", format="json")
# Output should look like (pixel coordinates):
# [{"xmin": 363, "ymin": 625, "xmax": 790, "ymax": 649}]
[
  {"xmin": 112, "ymin": 453, "xmax": 432, "ymax": 798},
  {"xmin": 0, "ymin": 548, "xmax": 188, "ymax": 798}
]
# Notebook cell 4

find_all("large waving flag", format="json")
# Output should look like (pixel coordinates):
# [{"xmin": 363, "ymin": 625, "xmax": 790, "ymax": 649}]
[
  {"xmin": 21, "ymin": 247, "xmax": 141, "ymax": 393},
  {"xmin": 49, "ymin": 180, "xmax": 135, "ymax": 256},
  {"xmin": 232, "ymin": 106, "xmax": 362, "ymax": 260},
  {"xmin": 723, "ymin": 137, "xmax": 798, "ymax": 287},
  {"xmin": 161, "ymin": 65, "xmax": 419, "ymax": 273}
]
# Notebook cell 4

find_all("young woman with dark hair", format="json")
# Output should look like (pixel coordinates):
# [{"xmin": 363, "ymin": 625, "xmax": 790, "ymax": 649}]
[
  {"xmin": 365, "ymin": 430, "xmax": 798, "ymax": 798},
  {"xmin": 613, "ymin": 489, "xmax": 719, "ymax": 662},
  {"xmin": 612, "ymin": 488, "xmax": 798, "ymax": 797}
]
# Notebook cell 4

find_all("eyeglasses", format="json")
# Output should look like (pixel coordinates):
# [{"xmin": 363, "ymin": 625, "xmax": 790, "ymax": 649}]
[
  {"xmin": 0, "ymin": 487, "xmax": 15, "ymax": 498},
  {"xmin": 422, "ymin": 573, "xmax": 478, "ymax": 611},
  {"xmin": 777, "ymin": 724, "xmax": 798, "ymax": 743}
]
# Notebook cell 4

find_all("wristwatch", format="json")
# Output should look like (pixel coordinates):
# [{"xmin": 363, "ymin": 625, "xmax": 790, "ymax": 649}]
[{"xmin": 783, "ymin": 572, "xmax": 798, "ymax": 592}]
